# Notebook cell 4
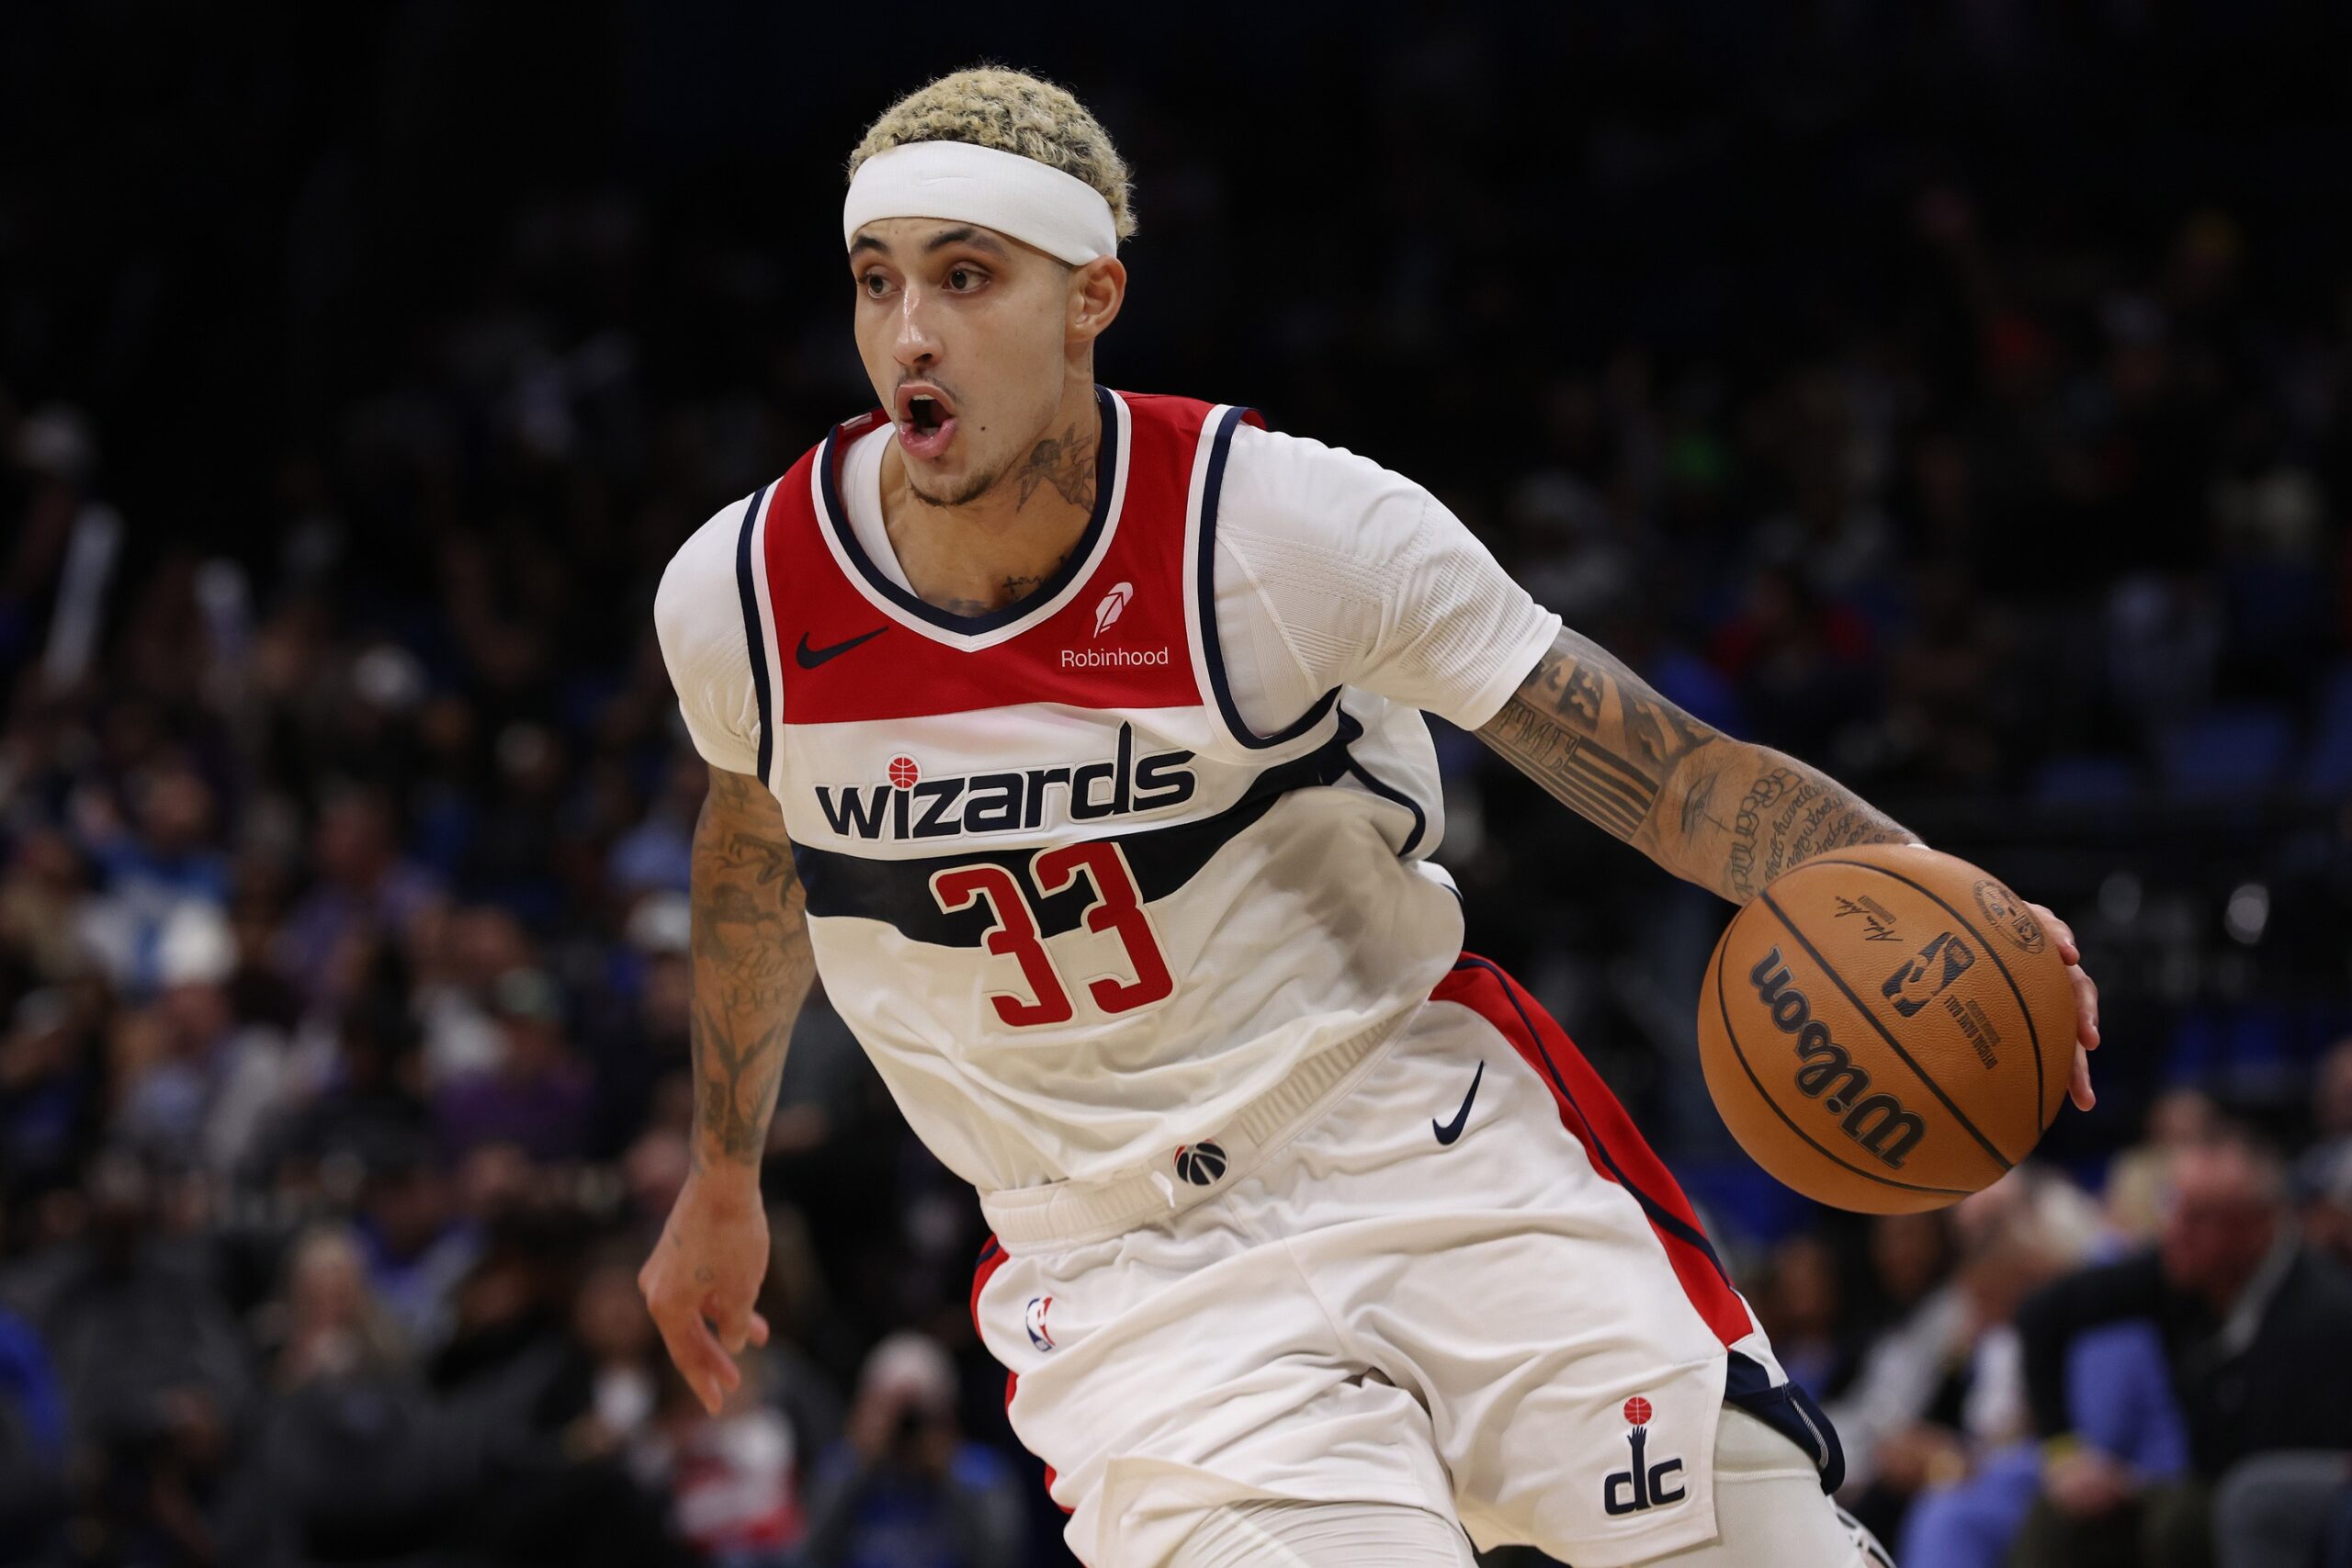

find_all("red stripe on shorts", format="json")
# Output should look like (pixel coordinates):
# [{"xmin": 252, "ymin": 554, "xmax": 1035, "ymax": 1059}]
[
  {"xmin": 969, "ymin": 1235, "xmax": 1072, "ymax": 1517},
  {"xmin": 1432, "ymin": 953, "xmax": 1754, "ymax": 1349}
]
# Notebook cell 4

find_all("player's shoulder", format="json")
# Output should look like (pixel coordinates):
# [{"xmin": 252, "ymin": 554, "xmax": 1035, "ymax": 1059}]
[
  {"xmin": 1206, "ymin": 409, "xmax": 1431, "ymax": 553},
  {"xmin": 655, "ymin": 491, "xmax": 759, "ymax": 640}
]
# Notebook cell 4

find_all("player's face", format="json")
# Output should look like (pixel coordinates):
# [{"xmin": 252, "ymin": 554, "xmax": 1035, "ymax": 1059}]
[{"xmin": 850, "ymin": 218, "xmax": 1075, "ymax": 507}]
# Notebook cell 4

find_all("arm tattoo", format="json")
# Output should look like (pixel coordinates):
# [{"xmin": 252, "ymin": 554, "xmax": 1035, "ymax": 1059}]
[
  {"xmin": 1478, "ymin": 627, "xmax": 1913, "ymax": 902},
  {"xmin": 1478, "ymin": 629, "xmax": 1722, "ymax": 842},
  {"xmin": 687, "ymin": 768, "xmax": 815, "ymax": 1170},
  {"xmin": 1720, "ymin": 765, "xmax": 1908, "ymax": 901}
]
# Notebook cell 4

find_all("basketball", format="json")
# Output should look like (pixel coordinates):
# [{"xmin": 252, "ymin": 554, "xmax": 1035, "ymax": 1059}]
[{"xmin": 1697, "ymin": 844, "xmax": 2076, "ymax": 1213}]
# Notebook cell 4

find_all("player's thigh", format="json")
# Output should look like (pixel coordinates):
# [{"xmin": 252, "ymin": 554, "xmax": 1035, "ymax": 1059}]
[
  {"xmin": 1168, "ymin": 1499, "xmax": 1478, "ymax": 1568},
  {"xmin": 974, "ymin": 1223, "xmax": 1460, "ymax": 1563},
  {"xmin": 1273, "ymin": 977, "xmax": 1767, "ymax": 1560},
  {"xmin": 1635, "ymin": 1411, "xmax": 1894, "ymax": 1568}
]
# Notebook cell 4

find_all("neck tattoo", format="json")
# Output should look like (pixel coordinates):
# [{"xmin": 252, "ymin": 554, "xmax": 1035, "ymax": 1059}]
[{"xmin": 1014, "ymin": 423, "xmax": 1097, "ymax": 512}]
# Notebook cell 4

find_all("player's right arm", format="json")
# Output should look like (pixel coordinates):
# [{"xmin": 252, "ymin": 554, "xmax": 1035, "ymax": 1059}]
[
  {"xmin": 640, "ymin": 500, "xmax": 816, "ymax": 1414},
  {"xmin": 639, "ymin": 762, "xmax": 814, "ymax": 1415}
]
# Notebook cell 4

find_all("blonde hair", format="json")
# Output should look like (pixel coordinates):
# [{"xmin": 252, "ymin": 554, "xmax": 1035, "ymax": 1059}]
[{"xmin": 847, "ymin": 66, "xmax": 1136, "ymax": 245}]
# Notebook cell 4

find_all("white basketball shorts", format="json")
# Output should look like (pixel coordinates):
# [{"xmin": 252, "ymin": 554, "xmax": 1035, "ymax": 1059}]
[{"xmin": 970, "ymin": 954, "xmax": 1846, "ymax": 1567}]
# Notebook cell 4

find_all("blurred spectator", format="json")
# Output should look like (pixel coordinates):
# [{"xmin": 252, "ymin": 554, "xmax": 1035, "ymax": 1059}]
[
  {"xmin": 264, "ymin": 1224, "xmax": 410, "ymax": 1390},
  {"xmin": 112, "ymin": 904, "xmax": 292, "ymax": 1177},
  {"xmin": 0, "ymin": 830, "xmax": 91, "ymax": 987},
  {"xmin": 351, "ymin": 1145, "xmax": 482, "ymax": 1355},
  {"xmin": 643, "ymin": 1353, "xmax": 806, "ymax": 1567},
  {"xmin": 17, "ymin": 1153, "xmax": 254, "ymax": 1565},
  {"xmin": 0, "ymin": 1302, "xmax": 67, "ymax": 1560},
  {"xmin": 1756, "ymin": 1233, "xmax": 1855, "ymax": 1402},
  {"xmin": 2106, "ymin": 1089, "xmax": 2223, "ymax": 1243},
  {"xmin": 435, "ymin": 967, "xmax": 594, "ymax": 1164},
  {"xmin": 2012, "ymin": 1131, "xmax": 2352, "ymax": 1568},
  {"xmin": 1706, "ymin": 565, "xmax": 1876, "ymax": 760},
  {"xmin": 0, "ymin": 987, "xmax": 103, "ymax": 1197},
  {"xmin": 1826, "ymin": 1213, "xmax": 1963, "ymax": 1537},
  {"xmin": 800, "ymin": 1332, "xmax": 1025, "ymax": 1568},
  {"xmin": 76, "ymin": 761, "xmax": 231, "ymax": 998},
  {"xmin": 1871, "ymin": 1170, "xmax": 2117, "ymax": 1561},
  {"xmin": 278, "ymin": 791, "xmax": 442, "ymax": 1007}
]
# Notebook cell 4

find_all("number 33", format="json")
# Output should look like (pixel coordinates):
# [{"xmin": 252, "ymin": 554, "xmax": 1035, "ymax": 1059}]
[{"xmin": 929, "ymin": 841, "xmax": 1174, "ymax": 1027}]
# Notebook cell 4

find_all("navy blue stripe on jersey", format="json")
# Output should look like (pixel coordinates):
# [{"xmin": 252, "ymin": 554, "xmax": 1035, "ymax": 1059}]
[
  {"xmin": 1193, "ymin": 404, "xmax": 1341, "ymax": 750},
  {"xmin": 1343, "ymin": 761, "xmax": 1426, "ymax": 856},
  {"xmin": 1335, "ymin": 704, "xmax": 1427, "ymax": 856},
  {"xmin": 1450, "ymin": 953, "xmax": 1736, "ymax": 1282},
  {"xmin": 792, "ymin": 727, "xmax": 1359, "ymax": 946},
  {"xmin": 1725, "ymin": 1349, "xmax": 1847, "ymax": 1494},
  {"xmin": 734, "ymin": 482, "xmax": 775, "ymax": 784},
  {"xmin": 819, "ymin": 386, "xmax": 1122, "ymax": 637}
]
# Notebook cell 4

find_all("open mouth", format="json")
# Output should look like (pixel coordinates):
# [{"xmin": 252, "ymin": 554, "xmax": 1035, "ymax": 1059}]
[{"xmin": 895, "ymin": 385, "xmax": 958, "ymax": 459}]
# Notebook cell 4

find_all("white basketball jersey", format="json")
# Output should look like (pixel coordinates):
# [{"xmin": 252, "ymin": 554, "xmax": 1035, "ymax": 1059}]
[{"xmin": 735, "ymin": 388, "xmax": 1467, "ymax": 1191}]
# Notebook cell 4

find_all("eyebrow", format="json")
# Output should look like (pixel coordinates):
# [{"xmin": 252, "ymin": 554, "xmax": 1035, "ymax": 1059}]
[
  {"xmin": 848, "ymin": 226, "xmax": 1012, "ymax": 262},
  {"xmin": 924, "ymin": 226, "xmax": 1009, "ymax": 257}
]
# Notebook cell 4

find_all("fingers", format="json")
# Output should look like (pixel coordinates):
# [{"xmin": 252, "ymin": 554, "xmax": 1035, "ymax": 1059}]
[
  {"xmin": 658, "ymin": 1306, "xmax": 741, "ymax": 1415},
  {"xmin": 2030, "ymin": 902, "xmax": 2080, "ymax": 966},
  {"xmin": 712, "ymin": 1299, "xmax": 771, "ymax": 1356},
  {"xmin": 2030, "ymin": 902, "xmax": 2100, "ymax": 1112},
  {"xmin": 2071, "ymin": 964, "xmax": 2100, "ymax": 1050},
  {"xmin": 642, "ymin": 1276, "xmax": 744, "ymax": 1416}
]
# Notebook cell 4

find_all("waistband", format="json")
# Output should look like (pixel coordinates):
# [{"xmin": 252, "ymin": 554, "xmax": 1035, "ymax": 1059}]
[{"xmin": 978, "ymin": 1009, "xmax": 1410, "ymax": 1253}]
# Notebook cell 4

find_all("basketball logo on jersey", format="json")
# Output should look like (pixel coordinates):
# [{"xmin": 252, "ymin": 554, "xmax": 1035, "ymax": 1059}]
[
  {"xmin": 1024, "ymin": 1295, "xmax": 1057, "ymax": 1350},
  {"xmin": 1094, "ymin": 581, "xmax": 1134, "ymax": 636},
  {"xmin": 1602, "ymin": 1396, "xmax": 1687, "ymax": 1516}
]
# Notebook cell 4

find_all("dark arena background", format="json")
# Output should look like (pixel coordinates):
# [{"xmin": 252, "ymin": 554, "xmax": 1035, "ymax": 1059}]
[{"xmin": 4, "ymin": 5, "xmax": 2351, "ymax": 1566}]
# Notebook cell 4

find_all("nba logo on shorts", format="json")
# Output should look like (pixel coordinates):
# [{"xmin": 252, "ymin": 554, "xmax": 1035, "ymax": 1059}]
[
  {"xmin": 1602, "ymin": 1396, "xmax": 1688, "ymax": 1516},
  {"xmin": 1025, "ymin": 1295, "xmax": 1056, "ymax": 1351}
]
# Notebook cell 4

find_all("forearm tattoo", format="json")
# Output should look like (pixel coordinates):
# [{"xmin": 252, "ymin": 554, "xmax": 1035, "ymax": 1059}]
[
  {"xmin": 1478, "ymin": 628, "xmax": 1912, "ymax": 901},
  {"xmin": 687, "ymin": 768, "xmax": 815, "ymax": 1168}
]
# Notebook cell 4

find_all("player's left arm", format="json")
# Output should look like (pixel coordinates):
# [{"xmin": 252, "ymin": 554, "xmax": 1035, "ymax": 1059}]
[{"xmin": 1477, "ymin": 625, "xmax": 2100, "ymax": 1107}]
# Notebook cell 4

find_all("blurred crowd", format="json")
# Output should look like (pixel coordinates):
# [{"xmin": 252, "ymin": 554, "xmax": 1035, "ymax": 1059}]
[{"xmin": 4, "ymin": 4, "xmax": 2351, "ymax": 1566}]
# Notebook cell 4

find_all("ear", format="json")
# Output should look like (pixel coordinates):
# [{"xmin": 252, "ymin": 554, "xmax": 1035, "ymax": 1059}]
[{"xmin": 1067, "ymin": 256, "xmax": 1125, "ymax": 346}]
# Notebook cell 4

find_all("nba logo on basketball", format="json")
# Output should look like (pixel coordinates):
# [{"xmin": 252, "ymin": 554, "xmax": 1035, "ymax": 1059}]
[
  {"xmin": 1024, "ymin": 1295, "xmax": 1056, "ymax": 1351},
  {"xmin": 1602, "ymin": 1395, "xmax": 1687, "ymax": 1516}
]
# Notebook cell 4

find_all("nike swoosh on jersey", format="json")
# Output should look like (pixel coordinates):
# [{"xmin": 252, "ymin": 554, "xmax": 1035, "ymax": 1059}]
[
  {"xmin": 796, "ymin": 626, "xmax": 887, "ymax": 669},
  {"xmin": 1433, "ymin": 1059, "xmax": 1485, "ymax": 1145}
]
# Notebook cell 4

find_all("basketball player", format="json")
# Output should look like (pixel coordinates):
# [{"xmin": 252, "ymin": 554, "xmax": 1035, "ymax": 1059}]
[{"xmin": 639, "ymin": 68, "xmax": 2100, "ymax": 1568}]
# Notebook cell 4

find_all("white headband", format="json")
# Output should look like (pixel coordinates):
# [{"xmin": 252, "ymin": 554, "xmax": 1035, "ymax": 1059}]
[{"xmin": 843, "ymin": 141, "xmax": 1117, "ymax": 266}]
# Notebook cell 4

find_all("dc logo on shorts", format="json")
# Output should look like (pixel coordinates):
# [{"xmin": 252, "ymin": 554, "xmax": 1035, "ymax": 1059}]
[
  {"xmin": 1024, "ymin": 1295, "xmax": 1056, "ymax": 1351},
  {"xmin": 1172, "ymin": 1142, "xmax": 1227, "ymax": 1186},
  {"xmin": 1602, "ymin": 1396, "xmax": 1688, "ymax": 1516}
]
